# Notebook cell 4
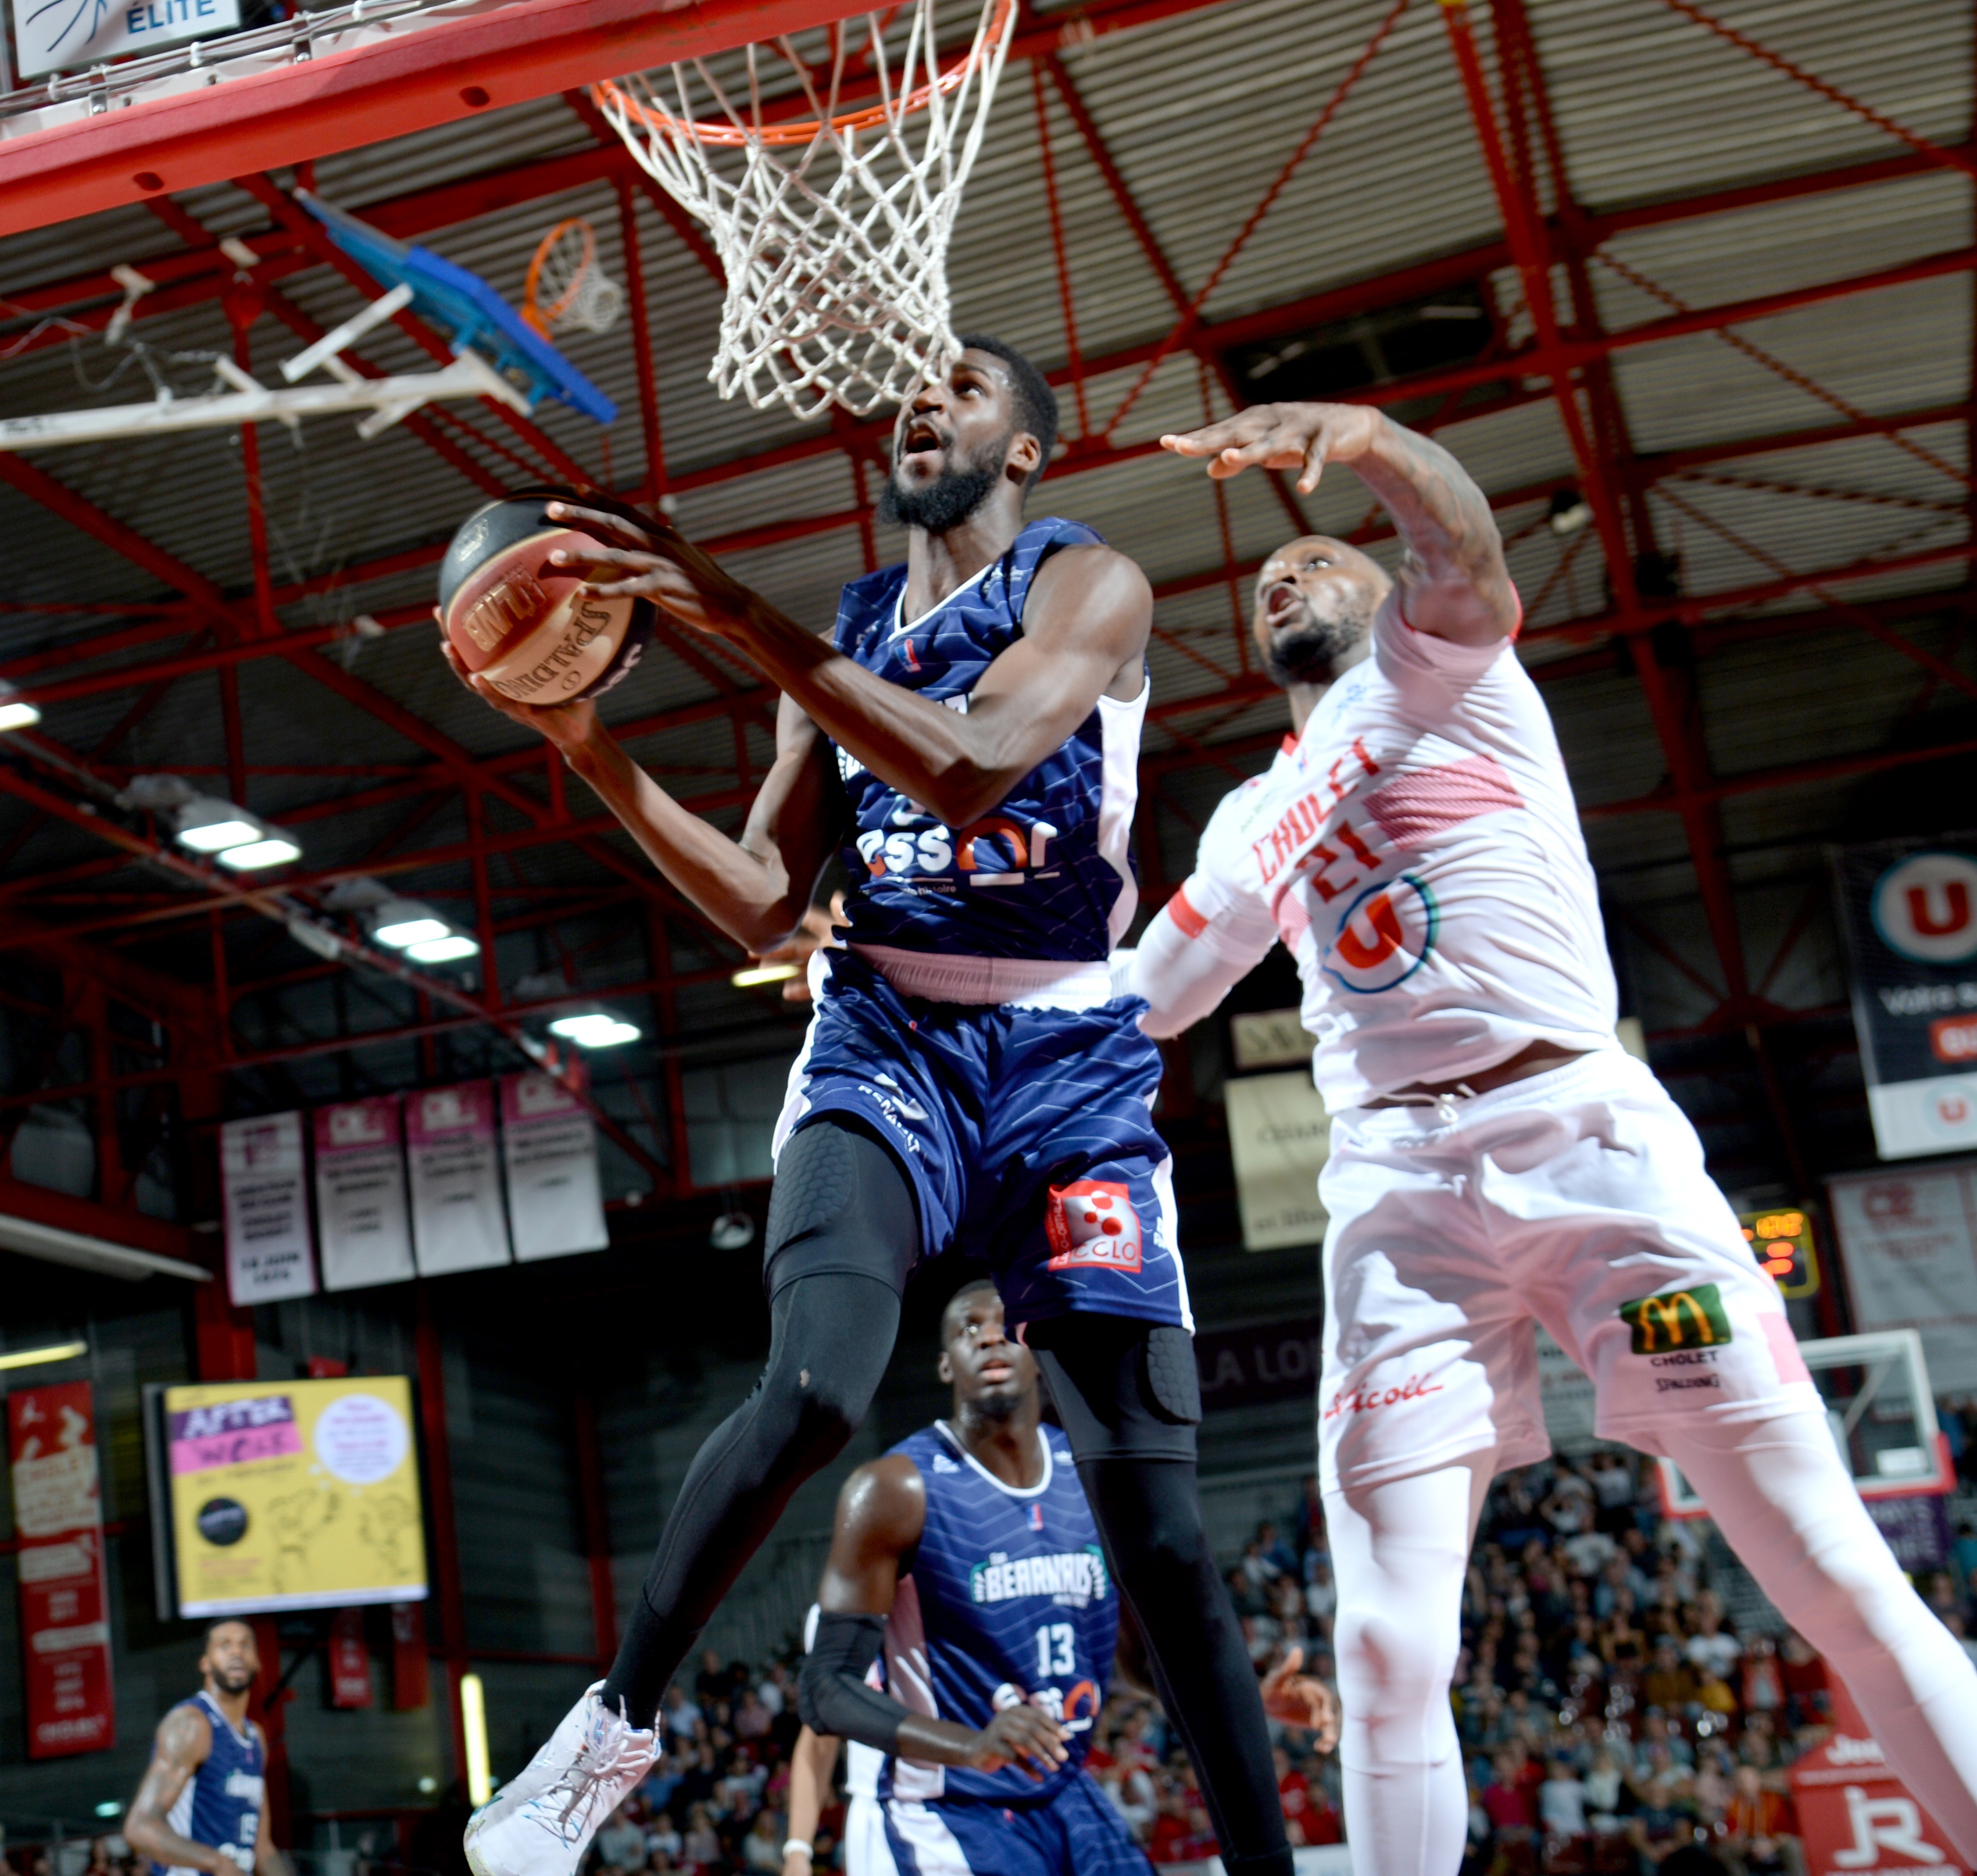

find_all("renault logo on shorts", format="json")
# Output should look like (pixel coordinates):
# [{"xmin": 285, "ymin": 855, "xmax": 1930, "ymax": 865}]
[
  {"xmin": 1619, "ymin": 1282, "xmax": 1732, "ymax": 1356},
  {"xmin": 1320, "ymin": 874, "xmax": 1439, "ymax": 995}
]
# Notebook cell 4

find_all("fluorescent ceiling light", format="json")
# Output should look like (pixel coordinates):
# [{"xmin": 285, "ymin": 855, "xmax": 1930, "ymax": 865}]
[
  {"xmin": 216, "ymin": 837, "xmax": 302, "ymax": 871},
  {"xmin": 406, "ymin": 933, "xmax": 480, "ymax": 963},
  {"xmin": 178, "ymin": 816, "xmax": 262, "ymax": 853},
  {"xmin": 549, "ymin": 1013, "xmax": 641, "ymax": 1048},
  {"xmin": 0, "ymin": 701, "xmax": 41, "ymax": 732},
  {"xmin": 375, "ymin": 916, "xmax": 451, "ymax": 949},
  {"xmin": 0, "ymin": 1339, "xmax": 88, "ymax": 1372},
  {"xmin": 731, "ymin": 962, "xmax": 800, "ymax": 988}
]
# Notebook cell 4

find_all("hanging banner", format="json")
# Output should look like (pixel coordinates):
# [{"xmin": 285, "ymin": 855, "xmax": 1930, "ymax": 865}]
[
  {"xmin": 314, "ymin": 1099, "xmax": 415, "ymax": 1292},
  {"xmin": 1790, "ymin": 1678, "xmax": 1971, "ymax": 1875},
  {"xmin": 1194, "ymin": 1316, "xmax": 1322, "ymax": 1412},
  {"xmin": 1222, "ymin": 1070, "xmax": 1331, "ymax": 1251},
  {"xmin": 327, "ymin": 1607, "xmax": 374, "ymax": 1708},
  {"xmin": 221, "ymin": 1112, "xmax": 316, "ymax": 1306},
  {"xmin": 8, "ymin": 1382, "xmax": 115, "ymax": 1759},
  {"xmin": 1834, "ymin": 835, "xmax": 1977, "ymax": 1160},
  {"xmin": 164, "ymin": 1375, "xmax": 428, "ymax": 1617},
  {"xmin": 406, "ymin": 1081, "xmax": 510, "ymax": 1275},
  {"xmin": 500, "ymin": 1071, "xmax": 609, "ymax": 1262},
  {"xmin": 1828, "ymin": 1163, "xmax": 1977, "ymax": 1395}
]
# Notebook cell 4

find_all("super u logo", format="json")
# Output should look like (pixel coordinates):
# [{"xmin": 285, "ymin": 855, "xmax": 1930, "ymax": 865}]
[
  {"xmin": 1044, "ymin": 1180, "xmax": 1143, "ymax": 1273},
  {"xmin": 1872, "ymin": 852, "xmax": 1977, "ymax": 964},
  {"xmin": 1321, "ymin": 874, "xmax": 1440, "ymax": 994}
]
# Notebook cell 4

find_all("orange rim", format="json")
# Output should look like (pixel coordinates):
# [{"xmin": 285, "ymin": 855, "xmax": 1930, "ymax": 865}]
[
  {"xmin": 593, "ymin": 0, "xmax": 1014, "ymax": 149},
  {"xmin": 522, "ymin": 218, "xmax": 596, "ymax": 337}
]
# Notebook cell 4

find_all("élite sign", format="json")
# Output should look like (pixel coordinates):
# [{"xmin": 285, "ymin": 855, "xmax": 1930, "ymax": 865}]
[{"xmin": 12, "ymin": 0, "xmax": 241, "ymax": 79}]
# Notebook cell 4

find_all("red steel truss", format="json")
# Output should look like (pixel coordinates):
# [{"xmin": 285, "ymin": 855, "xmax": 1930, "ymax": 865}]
[{"xmin": 0, "ymin": 0, "xmax": 1972, "ymax": 1214}]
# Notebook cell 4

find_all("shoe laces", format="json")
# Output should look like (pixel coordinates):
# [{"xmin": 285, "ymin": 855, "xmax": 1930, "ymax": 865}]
[{"xmin": 540, "ymin": 1711, "xmax": 650, "ymax": 1839}]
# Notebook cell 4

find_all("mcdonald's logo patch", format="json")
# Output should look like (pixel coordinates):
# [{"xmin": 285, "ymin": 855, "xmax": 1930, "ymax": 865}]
[{"xmin": 1619, "ymin": 1283, "xmax": 1732, "ymax": 1356}]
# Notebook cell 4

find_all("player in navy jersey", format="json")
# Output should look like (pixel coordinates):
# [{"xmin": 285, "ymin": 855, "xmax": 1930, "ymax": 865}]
[
  {"xmin": 795, "ymin": 1281, "xmax": 1334, "ymax": 1876},
  {"xmin": 452, "ymin": 340, "xmax": 1299, "ymax": 1876},
  {"xmin": 127, "ymin": 1620, "xmax": 283, "ymax": 1876}
]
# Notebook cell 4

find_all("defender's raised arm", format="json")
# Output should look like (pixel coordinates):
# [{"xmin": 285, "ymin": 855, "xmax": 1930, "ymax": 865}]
[{"xmin": 1162, "ymin": 402, "xmax": 1517, "ymax": 645}]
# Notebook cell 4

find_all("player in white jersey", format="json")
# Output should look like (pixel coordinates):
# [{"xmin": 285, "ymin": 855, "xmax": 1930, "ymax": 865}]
[
  {"xmin": 784, "ymin": 1710, "xmax": 898, "ymax": 1876},
  {"xmin": 1132, "ymin": 399, "xmax": 1977, "ymax": 1875}
]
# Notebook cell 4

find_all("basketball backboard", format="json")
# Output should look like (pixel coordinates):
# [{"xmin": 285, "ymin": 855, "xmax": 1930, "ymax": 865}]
[{"xmin": 1657, "ymin": 1328, "xmax": 1955, "ymax": 1516}]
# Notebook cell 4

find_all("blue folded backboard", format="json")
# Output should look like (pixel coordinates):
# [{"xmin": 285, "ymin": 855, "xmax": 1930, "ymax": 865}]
[{"xmin": 298, "ymin": 190, "xmax": 617, "ymax": 428}]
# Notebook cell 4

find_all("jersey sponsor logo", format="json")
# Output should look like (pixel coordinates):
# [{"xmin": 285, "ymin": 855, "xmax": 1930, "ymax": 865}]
[
  {"xmin": 1045, "ymin": 1180, "xmax": 1142, "ymax": 1273},
  {"xmin": 968, "ymin": 1546, "xmax": 1109, "ymax": 1607},
  {"xmin": 1618, "ymin": 1283, "xmax": 1732, "ymax": 1356},
  {"xmin": 1322, "ymin": 1371, "xmax": 1443, "ymax": 1420},
  {"xmin": 1320, "ymin": 874, "xmax": 1439, "ymax": 994},
  {"xmin": 994, "ymin": 1677, "xmax": 1104, "ymax": 1734},
  {"xmin": 853, "ymin": 815, "xmax": 1059, "ymax": 887},
  {"xmin": 224, "ymin": 1772, "xmax": 265, "ymax": 1803}
]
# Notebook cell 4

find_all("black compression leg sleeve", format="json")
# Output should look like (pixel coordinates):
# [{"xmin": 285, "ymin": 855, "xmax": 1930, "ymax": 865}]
[
  {"xmin": 598, "ymin": 1121, "xmax": 916, "ymax": 1729},
  {"xmin": 1032, "ymin": 1314, "xmax": 1293, "ymax": 1876}
]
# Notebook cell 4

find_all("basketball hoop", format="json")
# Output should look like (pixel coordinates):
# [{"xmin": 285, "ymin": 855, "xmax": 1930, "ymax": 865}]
[
  {"xmin": 523, "ymin": 219, "xmax": 624, "ymax": 338},
  {"xmin": 592, "ymin": 0, "xmax": 1017, "ymax": 420}
]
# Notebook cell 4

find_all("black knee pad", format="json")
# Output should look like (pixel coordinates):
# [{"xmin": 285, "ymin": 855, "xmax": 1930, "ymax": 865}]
[
  {"xmin": 763, "ymin": 1119, "xmax": 918, "ymax": 1299},
  {"xmin": 1031, "ymin": 1314, "xmax": 1200, "ymax": 1463}
]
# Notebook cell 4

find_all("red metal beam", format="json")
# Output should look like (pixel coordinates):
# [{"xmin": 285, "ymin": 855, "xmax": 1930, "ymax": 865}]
[{"xmin": 0, "ymin": 0, "xmax": 1246, "ymax": 237}]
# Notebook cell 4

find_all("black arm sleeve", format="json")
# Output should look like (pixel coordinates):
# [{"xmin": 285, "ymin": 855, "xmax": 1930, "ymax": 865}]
[{"xmin": 798, "ymin": 1611, "xmax": 909, "ymax": 1754}]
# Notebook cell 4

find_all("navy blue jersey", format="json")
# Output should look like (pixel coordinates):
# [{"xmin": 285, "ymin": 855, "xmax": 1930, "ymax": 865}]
[
  {"xmin": 153, "ymin": 1692, "xmax": 264, "ymax": 1876},
  {"xmin": 881, "ymin": 1421, "xmax": 1117, "ymax": 1807},
  {"xmin": 829, "ymin": 517, "xmax": 1148, "ymax": 963}
]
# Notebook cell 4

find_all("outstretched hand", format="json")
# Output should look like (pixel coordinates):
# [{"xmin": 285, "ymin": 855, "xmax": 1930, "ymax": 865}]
[
  {"xmin": 544, "ymin": 499, "xmax": 753, "ymax": 639},
  {"xmin": 1260, "ymin": 1645, "xmax": 1340, "ymax": 1753},
  {"xmin": 1160, "ymin": 402, "xmax": 1384, "ymax": 495}
]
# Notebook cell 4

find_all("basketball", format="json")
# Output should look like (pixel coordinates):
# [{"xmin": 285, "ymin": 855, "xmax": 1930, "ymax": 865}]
[{"xmin": 437, "ymin": 489, "xmax": 655, "ymax": 706}]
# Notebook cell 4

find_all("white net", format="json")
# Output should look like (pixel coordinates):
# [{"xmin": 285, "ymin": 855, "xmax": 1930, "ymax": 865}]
[
  {"xmin": 525, "ymin": 219, "xmax": 625, "ymax": 337},
  {"xmin": 593, "ymin": 0, "xmax": 1016, "ymax": 420}
]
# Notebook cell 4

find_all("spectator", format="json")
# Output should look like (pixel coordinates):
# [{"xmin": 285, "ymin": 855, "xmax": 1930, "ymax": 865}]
[
  {"xmin": 1626, "ymin": 1775, "xmax": 1696, "ymax": 1870},
  {"xmin": 1304, "ymin": 1556, "xmax": 1338, "ymax": 1629},
  {"xmin": 734, "ymin": 1691, "xmax": 772, "ymax": 1742},
  {"xmin": 1543, "ymin": 1466, "xmax": 1596, "ymax": 1538},
  {"xmin": 695, "ymin": 1649, "xmax": 728, "ymax": 1709},
  {"xmin": 598, "ymin": 1804, "xmax": 648, "ymax": 1873},
  {"xmin": 1778, "ymin": 1631, "xmax": 1829, "ymax": 1728},
  {"xmin": 1257, "ymin": 1521, "xmax": 1298, "ymax": 1580},
  {"xmin": 1740, "ymin": 1636, "xmax": 1785, "ymax": 1717},
  {"xmin": 757, "ymin": 1665, "xmax": 790, "ymax": 1717},
  {"xmin": 1539, "ymin": 1756, "xmax": 1589, "ymax": 1838},
  {"xmin": 1588, "ymin": 1451, "xmax": 1640, "ymax": 1535},
  {"xmin": 1585, "ymin": 1743, "xmax": 1628, "ymax": 1832},
  {"xmin": 681, "ymin": 1805, "xmax": 720, "ymax": 1870},
  {"xmin": 1291, "ymin": 1474, "xmax": 1325, "ymax": 1557},
  {"xmin": 662, "ymin": 1684, "xmax": 703, "ymax": 1744},
  {"xmin": 1643, "ymin": 1634, "xmax": 1701, "ymax": 1713},
  {"xmin": 1944, "ymin": 1609, "xmax": 1977, "ymax": 1668},
  {"xmin": 1273, "ymin": 1748, "xmax": 1312, "ymax": 1845},
  {"xmin": 1481, "ymin": 1749, "xmax": 1539, "ymax": 1849},
  {"xmin": 1686, "ymin": 1604, "xmax": 1742, "ymax": 1681},
  {"xmin": 740, "ymin": 1811, "xmax": 784, "ymax": 1874},
  {"xmin": 1723, "ymin": 1764, "xmax": 1798, "ymax": 1875},
  {"xmin": 645, "ymin": 1813, "xmax": 682, "ymax": 1865}
]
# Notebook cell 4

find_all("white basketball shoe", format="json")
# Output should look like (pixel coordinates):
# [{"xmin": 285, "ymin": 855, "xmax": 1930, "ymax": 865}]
[{"xmin": 464, "ymin": 1682, "xmax": 656, "ymax": 1876}]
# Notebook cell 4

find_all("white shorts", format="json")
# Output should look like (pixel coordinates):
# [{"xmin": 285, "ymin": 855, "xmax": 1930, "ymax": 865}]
[
  {"xmin": 1316, "ymin": 1048, "xmax": 1819, "ymax": 1494},
  {"xmin": 845, "ymin": 1793, "xmax": 899, "ymax": 1876}
]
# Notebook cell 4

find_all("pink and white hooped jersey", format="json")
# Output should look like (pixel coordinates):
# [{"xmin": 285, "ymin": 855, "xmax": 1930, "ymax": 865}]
[{"xmin": 1169, "ymin": 591, "xmax": 1619, "ymax": 1109}]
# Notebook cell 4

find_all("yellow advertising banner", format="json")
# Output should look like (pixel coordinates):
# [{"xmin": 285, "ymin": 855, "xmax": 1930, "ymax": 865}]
[{"xmin": 163, "ymin": 1377, "xmax": 427, "ymax": 1617}]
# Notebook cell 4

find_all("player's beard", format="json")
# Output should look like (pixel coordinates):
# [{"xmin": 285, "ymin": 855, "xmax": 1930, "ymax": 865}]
[
  {"xmin": 971, "ymin": 1384, "xmax": 1023, "ymax": 1423},
  {"xmin": 880, "ymin": 431, "xmax": 1009, "ymax": 534},
  {"xmin": 209, "ymin": 1664, "xmax": 255, "ymax": 1695},
  {"xmin": 1264, "ymin": 596, "xmax": 1373, "ymax": 687}
]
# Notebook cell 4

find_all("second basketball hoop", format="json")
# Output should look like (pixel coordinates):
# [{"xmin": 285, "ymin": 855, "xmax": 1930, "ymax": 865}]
[{"xmin": 592, "ymin": 0, "xmax": 1016, "ymax": 421}]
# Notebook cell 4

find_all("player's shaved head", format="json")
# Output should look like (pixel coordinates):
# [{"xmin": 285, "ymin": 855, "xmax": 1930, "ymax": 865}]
[{"xmin": 1253, "ymin": 534, "xmax": 1389, "ymax": 688}]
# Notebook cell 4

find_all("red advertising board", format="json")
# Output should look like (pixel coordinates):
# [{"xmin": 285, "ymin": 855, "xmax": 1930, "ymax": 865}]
[
  {"xmin": 7, "ymin": 1382, "xmax": 115, "ymax": 1757},
  {"xmin": 1791, "ymin": 1678, "xmax": 1970, "ymax": 1875}
]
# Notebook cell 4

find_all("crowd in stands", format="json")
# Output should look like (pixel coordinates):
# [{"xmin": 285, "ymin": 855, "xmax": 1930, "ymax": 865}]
[{"xmin": 564, "ymin": 1451, "xmax": 1977, "ymax": 1876}]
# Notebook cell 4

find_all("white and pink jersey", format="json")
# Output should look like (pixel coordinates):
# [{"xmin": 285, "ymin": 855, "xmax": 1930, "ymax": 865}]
[{"xmin": 1161, "ymin": 591, "xmax": 1619, "ymax": 1109}]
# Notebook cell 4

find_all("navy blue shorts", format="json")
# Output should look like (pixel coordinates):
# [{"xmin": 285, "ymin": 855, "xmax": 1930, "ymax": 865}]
[
  {"xmin": 883, "ymin": 1775, "xmax": 1152, "ymax": 1876},
  {"xmin": 771, "ymin": 949, "xmax": 1191, "ymax": 1330}
]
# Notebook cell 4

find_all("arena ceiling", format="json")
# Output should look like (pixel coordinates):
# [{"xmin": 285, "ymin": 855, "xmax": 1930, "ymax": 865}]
[{"xmin": 0, "ymin": 0, "xmax": 1971, "ymax": 1219}]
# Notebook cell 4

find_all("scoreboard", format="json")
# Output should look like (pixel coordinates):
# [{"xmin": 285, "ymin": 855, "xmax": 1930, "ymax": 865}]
[{"xmin": 1738, "ymin": 1206, "xmax": 1820, "ymax": 1300}]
